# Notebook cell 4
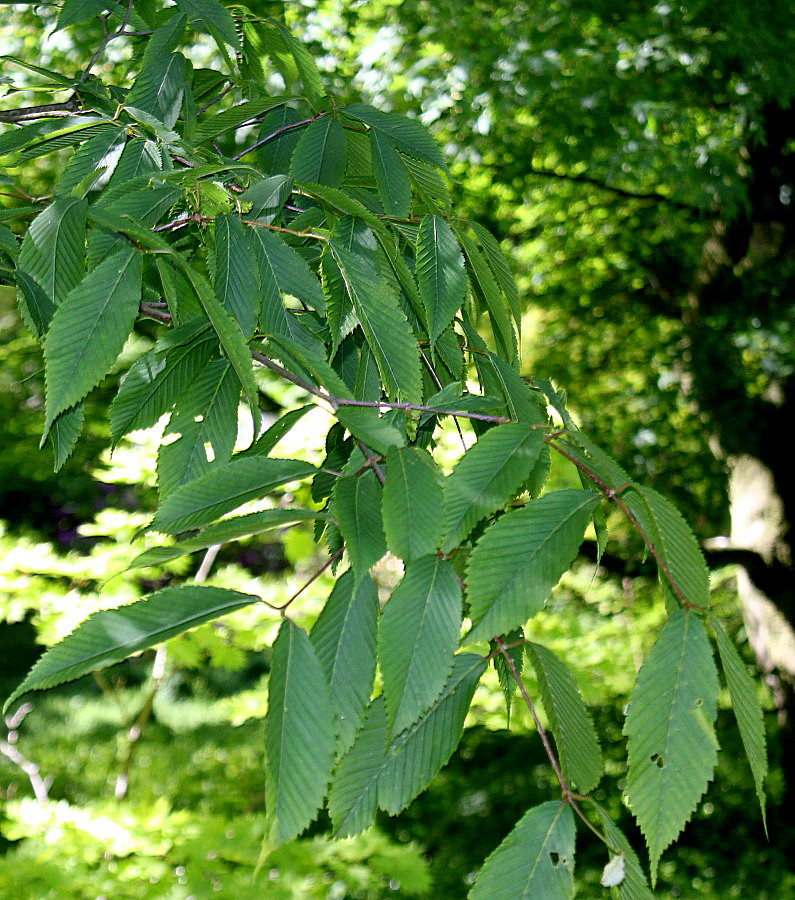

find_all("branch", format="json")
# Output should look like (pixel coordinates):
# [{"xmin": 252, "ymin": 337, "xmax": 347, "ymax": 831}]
[
  {"xmin": 232, "ymin": 114, "xmax": 323, "ymax": 161},
  {"xmin": 1, "ymin": 704, "xmax": 51, "ymax": 803},
  {"xmin": 528, "ymin": 166, "xmax": 709, "ymax": 214},
  {"xmin": 0, "ymin": 97, "xmax": 79, "ymax": 123}
]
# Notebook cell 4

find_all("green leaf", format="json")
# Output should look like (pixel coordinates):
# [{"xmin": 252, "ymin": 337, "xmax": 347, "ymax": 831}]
[
  {"xmin": 3, "ymin": 586, "xmax": 260, "ymax": 712},
  {"xmin": 254, "ymin": 105, "xmax": 303, "ymax": 173},
  {"xmin": 416, "ymin": 214, "xmax": 467, "ymax": 348},
  {"xmin": 17, "ymin": 196, "xmax": 87, "ymax": 312},
  {"xmin": 328, "ymin": 696, "xmax": 387, "ymax": 838},
  {"xmin": 156, "ymin": 359, "xmax": 241, "ymax": 496},
  {"xmin": 48, "ymin": 403, "xmax": 85, "ymax": 472},
  {"xmin": 370, "ymin": 129, "xmax": 411, "ymax": 217},
  {"xmin": 402, "ymin": 154, "xmax": 452, "ymax": 212},
  {"xmin": 88, "ymin": 187, "xmax": 179, "ymax": 267},
  {"xmin": 332, "ymin": 469, "xmax": 387, "ymax": 583},
  {"xmin": 265, "ymin": 620, "xmax": 335, "ymax": 847},
  {"xmin": 491, "ymin": 627, "xmax": 524, "ymax": 726},
  {"xmin": 310, "ymin": 570, "xmax": 379, "ymax": 757},
  {"xmin": 57, "ymin": 0, "xmax": 108, "ymax": 30},
  {"xmin": 330, "ymin": 217, "xmax": 421, "ymax": 403},
  {"xmin": 553, "ymin": 430, "xmax": 633, "ymax": 492},
  {"xmin": 15, "ymin": 270, "xmax": 55, "ymax": 342},
  {"xmin": 105, "ymin": 137, "xmax": 163, "ymax": 190},
  {"xmin": 470, "ymin": 222, "xmax": 521, "ymax": 327},
  {"xmin": 624, "ymin": 609, "xmax": 719, "ymax": 884},
  {"xmin": 380, "ymin": 556, "xmax": 461, "ymax": 737},
  {"xmin": 170, "ymin": 259, "xmax": 261, "ymax": 437},
  {"xmin": 238, "ymin": 406, "xmax": 313, "ymax": 459},
  {"xmin": 712, "ymin": 617, "xmax": 768, "ymax": 828},
  {"xmin": 442, "ymin": 423, "xmax": 544, "ymax": 553},
  {"xmin": 147, "ymin": 456, "xmax": 316, "ymax": 534},
  {"xmin": 465, "ymin": 490, "xmax": 600, "ymax": 643},
  {"xmin": 174, "ymin": 0, "xmax": 238, "ymax": 48},
  {"xmin": 43, "ymin": 247, "xmax": 142, "ymax": 437},
  {"xmin": 242, "ymin": 174, "xmax": 293, "ymax": 224},
  {"xmin": 622, "ymin": 484, "xmax": 710, "ymax": 610},
  {"xmin": 382, "ymin": 446, "xmax": 444, "ymax": 562},
  {"xmin": 129, "ymin": 508, "xmax": 325, "ymax": 570},
  {"xmin": 57, "ymin": 127, "xmax": 125, "ymax": 196},
  {"xmin": 109, "ymin": 334, "xmax": 216, "ymax": 444},
  {"xmin": 125, "ymin": 13, "xmax": 188, "ymax": 129},
  {"xmin": 484, "ymin": 351, "xmax": 546, "ymax": 425},
  {"xmin": 456, "ymin": 226, "xmax": 517, "ymax": 364},
  {"xmin": 377, "ymin": 653, "xmax": 486, "ymax": 814},
  {"xmin": 469, "ymin": 802, "xmax": 575, "ymax": 900},
  {"xmin": 290, "ymin": 115, "xmax": 347, "ymax": 188},
  {"xmin": 344, "ymin": 103, "xmax": 447, "ymax": 172},
  {"xmin": 593, "ymin": 803, "xmax": 655, "ymax": 900},
  {"xmin": 335, "ymin": 407, "xmax": 406, "ymax": 456},
  {"xmin": 194, "ymin": 97, "xmax": 294, "ymax": 143},
  {"xmin": 214, "ymin": 213, "xmax": 258, "ymax": 337},
  {"xmin": 247, "ymin": 226, "xmax": 326, "ymax": 321},
  {"xmin": 525, "ymin": 642, "xmax": 603, "ymax": 793},
  {"xmin": 262, "ymin": 18, "xmax": 326, "ymax": 110}
]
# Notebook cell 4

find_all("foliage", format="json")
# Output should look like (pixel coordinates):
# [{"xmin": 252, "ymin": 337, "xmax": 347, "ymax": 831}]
[{"xmin": 0, "ymin": 2, "xmax": 771, "ymax": 897}]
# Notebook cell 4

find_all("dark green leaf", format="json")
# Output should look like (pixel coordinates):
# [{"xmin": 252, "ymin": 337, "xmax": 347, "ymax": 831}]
[
  {"xmin": 290, "ymin": 115, "xmax": 347, "ymax": 188},
  {"xmin": 344, "ymin": 103, "xmax": 447, "ymax": 172},
  {"xmin": 332, "ymin": 469, "xmax": 387, "ymax": 583},
  {"xmin": 382, "ymin": 446, "xmax": 444, "ymax": 562},
  {"xmin": 370, "ymin": 129, "xmax": 411, "ymax": 217},
  {"xmin": 214, "ymin": 213, "xmax": 258, "ymax": 336},
  {"xmin": 125, "ymin": 13, "xmax": 187, "ymax": 129},
  {"xmin": 416, "ymin": 215, "xmax": 467, "ymax": 348}
]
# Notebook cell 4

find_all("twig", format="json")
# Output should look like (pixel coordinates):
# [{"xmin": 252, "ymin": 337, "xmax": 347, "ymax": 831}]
[
  {"xmin": 81, "ymin": 0, "xmax": 134, "ymax": 82},
  {"xmin": 355, "ymin": 438, "xmax": 386, "ymax": 485},
  {"xmin": 232, "ymin": 114, "xmax": 322, "ymax": 160},
  {"xmin": 1, "ymin": 704, "xmax": 52, "ymax": 804},
  {"xmin": 198, "ymin": 83, "xmax": 234, "ymax": 116},
  {"xmin": 270, "ymin": 546, "xmax": 344, "ymax": 613}
]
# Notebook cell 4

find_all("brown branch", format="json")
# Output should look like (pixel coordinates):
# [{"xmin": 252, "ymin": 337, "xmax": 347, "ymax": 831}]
[
  {"xmin": 0, "ymin": 98, "xmax": 79, "ymax": 123},
  {"xmin": 232, "ymin": 114, "xmax": 322, "ymax": 160}
]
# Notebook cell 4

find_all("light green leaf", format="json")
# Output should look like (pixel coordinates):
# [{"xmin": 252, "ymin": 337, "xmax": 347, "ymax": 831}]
[
  {"xmin": 466, "ymin": 490, "xmax": 600, "ymax": 643},
  {"xmin": 525, "ymin": 642, "xmax": 603, "ymax": 793},
  {"xmin": 105, "ymin": 137, "xmax": 162, "ymax": 190},
  {"xmin": 265, "ymin": 620, "xmax": 335, "ymax": 847},
  {"xmin": 147, "ymin": 456, "xmax": 316, "ymax": 534},
  {"xmin": 310, "ymin": 570, "xmax": 379, "ymax": 756},
  {"xmin": 125, "ymin": 13, "xmax": 187, "ymax": 129},
  {"xmin": 593, "ymin": 803, "xmax": 655, "ymax": 900},
  {"xmin": 330, "ymin": 217, "xmax": 421, "ymax": 402},
  {"xmin": 335, "ymin": 407, "xmax": 406, "ymax": 456},
  {"xmin": 328, "ymin": 696, "xmax": 387, "ymax": 838},
  {"xmin": 382, "ymin": 446, "xmax": 444, "ymax": 562},
  {"xmin": 416, "ymin": 214, "xmax": 467, "ymax": 348},
  {"xmin": 380, "ymin": 556, "xmax": 461, "ymax": 737},
  {"xmin": 469, "ymin": 801, "xmax": 575, "ymax": 900},
  {"xmin": 377, "ymin": 653, "xmax": 486, "ymax": 814},
  {"xmin": 57, "ymin": 0, "xmax": 108, "ymax": 30},
  {"xmin": 174, "ymin": 0, "xmax": 238, "ymax": 48},
  {"xmin": 43, "ymin": 247, "xmax": 142, "ymax": 437},
  {"xmin": 622, "ymin": 484, "xmax": 710, "ymax": 610},
  {"xmin": 712, "ymin": 617, "xmax": 768, "ymax": 828},
  {"xmin": 332, "ymin": 469, "xmax": 387, "ymax": 583},
  {"xmin": 624, "ymin": 608, "xmax": 719, "ymax": 884},
  {"xmin": 344, "ymin": 103, "xmax": 447, "ymax": 172},
  {"xmin": 491, "ymin": 627, "xmax": 524, "ymax": 726},
  {"xmin": 442, "ymin": 423, "xmax": 544, "ymax": 553},
  {"xmin": 3, "ymin": 586, "xmax": 260, "ymax": 712},
  {"xmin": 262, "ymin": 18, "xmax": 326, "ymax": 110},
  {"xmin": 57, "ymin": 127, "xmax": 125, "ymax": 196},
  {"xmin": 370, "ymin": 129, "xmax": 411, "ymax": 217},
  {"xmin": 214, "ymin": 213, "xmax": 258, "ymax": 336},
  {"xmin": 130, "ymin": 508, "xmax": 326, "ymax": 570},
  {"xmin": 291, "ymin": 115, "xmax": 347, "ymax": 188},
  {"xmin": 17, "ymin": 196, "xmax": 87, "ymax": 312},
  {"xmin": 109, "ymin": 334, "xmax": 216, "ymax": 444}
]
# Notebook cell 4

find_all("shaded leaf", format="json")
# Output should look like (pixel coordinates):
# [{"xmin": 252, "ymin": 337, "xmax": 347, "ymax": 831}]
[
  {"xmin": 370, "ymin": 129, "xmax": 411, "ymax": 217},
  {"xmin": 4, "ymin": 587, "xmax": 260, "ymax": 712},
  {"xmin": 291, "ymin": 115, "xmax": 347, "ymax": 188},
  {"xmin": 125, "ymin": 13, "xmax": 187, "ymax": 129},
  {"xmin": 344, "ymin": 103, "xmax": 447, "ymax": 172},
  {"xmin": 242, "ymin": 174, "xmax": 292, "ymax": 224},
  {"xmin": 335, "ymin": 407, "xmax": 406, "ymax": 456},
  {"xmin": 416, "ymin": 214, "xmax": 467, "ymax": 348},
  {"xmin": 712, "ymin": 618, "xmax": 768, "ymax": 828},
  {"xmin": 332, "ymin": 469, "xmax": 387, "ymax": 583},
  {"xmin": 48, "ymin": 403, "xmax": 85, "ymax": 472},
  {"xmin": 593, "ymin": 803, "xmax": 655, "ymax": 900},
  {"xmin": 214, "ymin": 213, "xmax": 258, "ymax": 336},
  {"xmin": 491, "ymin": 627, "xmax": 524, "ymax": 727}
]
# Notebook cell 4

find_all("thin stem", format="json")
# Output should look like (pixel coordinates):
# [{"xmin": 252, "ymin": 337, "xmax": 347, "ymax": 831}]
[
  {"xmin": 355, "ymin": 438, "xmax": 386, "ymax": 485},
  {"xmin": 494, "ymin": 636, "xmax": 569, "ymax": 798},
  {"xmin": 241, "ymin": 218, "xmax": 327, "ymax": 241},
  {"xmin": 273, "ymin": 547, "xmax": 344, "ymax": 613},
  {"xmin": 198, "ymin": 83, "xmax": 234, "ymax": 116},
  {"xmin": 232, "ymin": 114, "xmax": 322, "ymax": 160},
  {"xmin": 81, "ymin": 0, "xmax": 134, "ymax": 82}
]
